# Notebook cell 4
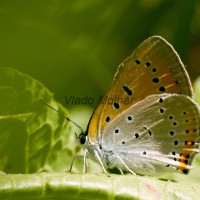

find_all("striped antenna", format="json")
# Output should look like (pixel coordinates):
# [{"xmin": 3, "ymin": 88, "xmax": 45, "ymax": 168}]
[{"xmin": 40, "ymin": 99, "xmax": 84, "ymax": 134}]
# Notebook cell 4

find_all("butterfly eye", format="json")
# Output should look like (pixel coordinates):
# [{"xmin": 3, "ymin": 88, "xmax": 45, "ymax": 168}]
[{"xmin": 79, "ymin": 133, "xmax": 86, "ymax": 145}]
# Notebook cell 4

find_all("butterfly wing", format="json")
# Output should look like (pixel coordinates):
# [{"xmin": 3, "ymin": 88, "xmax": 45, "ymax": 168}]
[
  {"xmin": 101, "ymin": 94, "xmax": 200, "ymax": 175},
  {"xmin": 88, "ymin": 36, "xmax": 193, "ymax": 143}
]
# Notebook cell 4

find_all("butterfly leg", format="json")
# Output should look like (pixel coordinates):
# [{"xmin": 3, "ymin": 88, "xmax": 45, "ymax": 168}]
[
  {"xmin": 94, "ymin": 150, "xmax": 110, "ymax": 177},
  {"xmin": 118, "ymin": 168, "xmax": 124, "ymax": 174},
  {"xmin": 69, "ymin": 155, "xmax": 84, "ymax": 172},
  {"xmin": 83, "ymin": 149, "xmax": 88, "ymax": 173},
  {"xmin": 69, "ymin": 150, "xmax": 88, "ymax": 173},
  {"xmin": 116, "ymin": 155, "xmax": 137, "ymax": 176}
]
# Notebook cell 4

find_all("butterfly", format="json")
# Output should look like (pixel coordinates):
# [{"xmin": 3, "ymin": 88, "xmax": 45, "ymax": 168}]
[
  {"xmin": 71, "ymin": 36, "xmax": 200, "ymax": 176},
  {"xmin": 44, "ymin": 36, "xmax": 200, "ymax": 176}
]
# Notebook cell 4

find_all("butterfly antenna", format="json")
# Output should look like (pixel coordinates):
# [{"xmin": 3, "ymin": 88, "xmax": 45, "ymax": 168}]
[{"xmin": 40, "ymin": 99, "xmax": 84, "ymax": 134}]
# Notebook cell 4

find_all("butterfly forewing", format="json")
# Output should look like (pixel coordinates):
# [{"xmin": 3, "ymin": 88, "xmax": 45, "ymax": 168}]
[
  {"xmin": 102, "ymin": 94, "xmax": 200, "ymax": 174},
  {"xmin": 88, "ymin": 36, "xmax": 193, "ymax": 143}
]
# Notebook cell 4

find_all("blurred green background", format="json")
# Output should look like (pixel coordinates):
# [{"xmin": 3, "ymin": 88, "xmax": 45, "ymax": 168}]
[
  {"xmin": 1, "ymin": 0, "xmax": 200, "ymax": 110},
  {"xmin": 1, "ymin": 0, "xmax": 200, "ymax": 185}
]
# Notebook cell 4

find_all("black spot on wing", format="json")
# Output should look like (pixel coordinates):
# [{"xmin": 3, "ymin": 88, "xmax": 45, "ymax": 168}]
[
  {"xmin": 113, "ymin": 102, "xmax": 119, "ymax": 109},
  {"xmin": 123, "ymin": 86, "xmax": 133, "ymax": 96}
]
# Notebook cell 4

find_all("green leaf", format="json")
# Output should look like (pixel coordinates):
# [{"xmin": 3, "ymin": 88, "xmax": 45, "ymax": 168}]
[
  {"xmin": 1, "ymin": 173, "xmax": 200, "ymax": 200},
  {"xmin": 0, "ymin": 67, "xmax": 76, "ymax": 173}
]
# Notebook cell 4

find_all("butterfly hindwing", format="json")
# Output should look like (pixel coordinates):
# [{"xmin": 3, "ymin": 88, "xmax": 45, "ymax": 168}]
[
  {"xmin": 85, "ymin": 36, "xmax": 200, "ymax": 175},
  {"xmin": 101, "ymin": 94, "xmax": 200, "ymax": 174}
]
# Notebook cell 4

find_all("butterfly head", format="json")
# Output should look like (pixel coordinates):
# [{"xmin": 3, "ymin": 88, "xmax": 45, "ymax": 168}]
[{"xmin": 76, "ymin": 130, "xmax": 88, "ymax": 145}]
